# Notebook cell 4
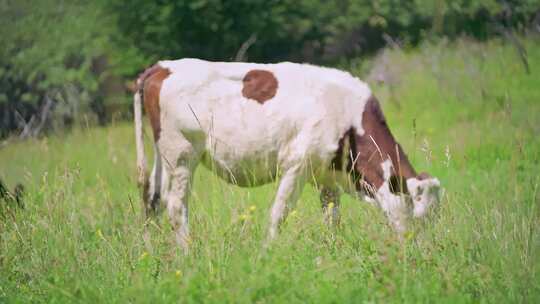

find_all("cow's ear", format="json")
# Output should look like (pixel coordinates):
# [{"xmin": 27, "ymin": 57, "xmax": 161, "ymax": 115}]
[
  {"xmin": 417, "ymin": 172, "xmax": 432, "ymax": 180},
  {"xmin": 426, "ymin": 177, "xmax": 441, "ymax": 189}
]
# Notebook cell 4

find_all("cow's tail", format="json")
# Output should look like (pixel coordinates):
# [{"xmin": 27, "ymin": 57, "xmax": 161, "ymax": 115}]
[{"xmin": 133, "ymin": 86, "xmax": 147, "ymax": 192}]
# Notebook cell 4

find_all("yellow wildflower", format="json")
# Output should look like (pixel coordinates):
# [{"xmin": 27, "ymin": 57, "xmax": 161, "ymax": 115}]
[
  {"xmin": 175, "ymin": 270, "xmax": 182, "ymax": 278},
  {"xmin": 249, "ymin": 205, "xmax": 256, "ymax": 212},
  {"xmin": 405, "ymin": 231, "xmax": 415, "ymax": 241}
]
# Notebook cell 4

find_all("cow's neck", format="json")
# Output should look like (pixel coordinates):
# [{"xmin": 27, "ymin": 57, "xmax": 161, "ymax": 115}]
[{"xmin": 354, "ymin": 95, "xmax": 417, "ymax": 194}]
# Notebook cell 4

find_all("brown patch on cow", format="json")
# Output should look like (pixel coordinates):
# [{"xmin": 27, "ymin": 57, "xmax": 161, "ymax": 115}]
[
  {"xmin": 331, "ymin": 128, "xmax": 358, "ymax": 175},
  {"xmin": 242, "ymin": 70, "xmax": 278, "ymax": 104},
  {"xmin": 135, "ymin": 65, "xmax": 163, "ymax": 92},
  {"xmin": 354, "ymin": 95, "xmax": 418, "ymax": 195},
  {"xmin": 137, "ymin": 65, "xmax": 171, "ymax": 141}
]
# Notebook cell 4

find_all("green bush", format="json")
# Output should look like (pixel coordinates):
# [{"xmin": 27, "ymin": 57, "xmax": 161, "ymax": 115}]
[
  {"xmin": 0, "ymin": 0, "xmax": 144, "ymax": 137},
  {"xmin": 1, "ymin": 0, "xmax": 539, "ymax": 138}
]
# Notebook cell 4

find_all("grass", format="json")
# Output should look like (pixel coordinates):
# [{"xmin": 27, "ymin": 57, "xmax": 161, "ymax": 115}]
[{"xmin": 1, "ymin": 37, "xmax": 540, "ymax": 303}]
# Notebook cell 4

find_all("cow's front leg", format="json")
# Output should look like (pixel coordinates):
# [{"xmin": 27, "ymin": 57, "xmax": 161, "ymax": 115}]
[
  {"xmin": 267, "ymin": 164, "xmax": 305, "ymax": 241},
  {"xmin": 320, "ymin": 187, "xmax": 340, "ymax": 226}
]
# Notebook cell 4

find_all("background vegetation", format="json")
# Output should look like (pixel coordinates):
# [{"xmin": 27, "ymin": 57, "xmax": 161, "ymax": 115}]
[
  {"xmin": 2, "ymin": 33, "xmax": 540, "ymax": 303},
  {"xmin": 1, "ymin": 0, "xmax": 540, "ymax": 303},
  {"xmin": 1, "ymin": 0, "xmax": 539, "ymax": 137}
]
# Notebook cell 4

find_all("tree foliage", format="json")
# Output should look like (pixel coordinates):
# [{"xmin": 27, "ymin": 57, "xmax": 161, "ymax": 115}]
[
  {"xmin": 110, "ymin": 0, "xmax": 540, "ymax": 62},
  {"xmin": 0, "ymin": 0, "xmax": 144, "ymax": 137},
  {"xmin": 1, "ymin": 0, "xmax": 539, "ymax": 138}
]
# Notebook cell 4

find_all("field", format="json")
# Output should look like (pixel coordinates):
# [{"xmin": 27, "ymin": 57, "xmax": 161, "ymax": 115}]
[{"xmin": 1, "ymin": 38, "xmax": 539, "ymax": 303}]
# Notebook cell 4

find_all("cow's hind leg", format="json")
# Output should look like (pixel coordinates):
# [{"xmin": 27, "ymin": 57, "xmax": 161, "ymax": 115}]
[
  {"xmin": 320, "ymin": 187, "xmax": 341, "ymax": 226},
  {"xmin": 267, "ymin": 164, "xmax": 305, "ymax": 242},
  {"xmin": 146, "ymin": 144, "xmax": 169, "ymax": 218},
  {"xmin": 159, "ymin": 134, "xmax": 199, "ymax": 253},
  {"xmin": 142, "ymin": 146, "xmax": 168, "ymax": 251}
]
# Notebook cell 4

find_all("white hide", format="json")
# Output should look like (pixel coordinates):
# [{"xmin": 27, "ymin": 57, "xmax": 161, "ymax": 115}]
[
  {"xmin": 157, "ymin": 59, "xmax": 372, "ymax": 186},
  {"xmin": 407, "ymin": 177, "xmax": 441, "ymax": 218},
  {"xmin": 376, "ymin": 159, "xmax": 441, "ymax": 231},
  {"xmin": 376, "ymin": 159, "xmax": 408, "ymax": 233},
  {"xmin": 381, "ymin": 159, "xmax": 393, "ymax": 181}
]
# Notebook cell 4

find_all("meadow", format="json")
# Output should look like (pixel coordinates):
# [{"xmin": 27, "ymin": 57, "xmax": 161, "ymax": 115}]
[{"xmin": 1, "ymin": 37, "xmax": 539, "ymax": 303}]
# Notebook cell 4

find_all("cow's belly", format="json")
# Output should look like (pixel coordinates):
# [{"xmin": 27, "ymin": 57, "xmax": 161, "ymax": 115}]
[
  {"xmin": 190, "ymin": 99, "xmax": 290, "ymax": 187},
  {"xmin": 200, "ymin": 148, "xmax": 279, "ymax": 187}
]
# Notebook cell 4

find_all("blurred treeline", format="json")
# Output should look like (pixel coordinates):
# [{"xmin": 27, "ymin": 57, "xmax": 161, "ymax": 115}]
[{"xmin": 1, "ymin": 0, "xmax": 539, "ymax": 138}]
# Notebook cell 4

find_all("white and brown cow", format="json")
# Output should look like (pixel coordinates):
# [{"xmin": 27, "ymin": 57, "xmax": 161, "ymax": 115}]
[{"xmin": 133, "ymin": 59, "xmax": 440, "ymax": 251}]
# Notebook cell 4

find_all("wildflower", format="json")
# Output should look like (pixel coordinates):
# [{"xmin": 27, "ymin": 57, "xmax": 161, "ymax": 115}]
[
  {"xmin": 175, "ymin": 270, "xmax": 182, "ymax": 278},
  {"xmin": 139, "ymin": 251, "xmax": 148, "ymax": 260},
  {"xmin": 444, "ymin": 145, "xmax": 451, "ymax": 168},
  {"xmin": 421, "ymin": 138, "xmax": 432, "ymax": 163},
  {"xmin": 239, "ymin": 214, "xmax": 249, "ymax": 221},
  {"xmin": 96, "ymin": 229, "xmax": 103, "ymax": 239},
  {"xmin": 249, "ymin": 205, "xmax": 256, "ymax": 212},
  {"xmin": 327, "ymin": 202, "xmax": 335, "ymax": 210},
  {"xmin": 405, "ymin": 231, "xmax": 415, "ymax": 241}
]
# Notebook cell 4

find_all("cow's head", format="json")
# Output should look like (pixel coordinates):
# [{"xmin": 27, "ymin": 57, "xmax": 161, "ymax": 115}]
[
  {"xmin": 343, "ymin": 94, "xmax": 442, "ymax": 232},
  {"xmin": 406, "ymin": 172, "xmax": 441, "ymax": 218}
]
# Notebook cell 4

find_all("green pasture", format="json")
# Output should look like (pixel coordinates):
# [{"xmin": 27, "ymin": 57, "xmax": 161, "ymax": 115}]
[{"xmin": 1, "ymin": 38, "xmax": 539, "ymax": 303}]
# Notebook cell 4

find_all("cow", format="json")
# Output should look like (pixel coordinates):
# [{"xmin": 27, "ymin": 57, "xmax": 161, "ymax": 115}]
[{"xmin": 133, "ymin": 59, "xmax": 441, "ymax": 252}]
